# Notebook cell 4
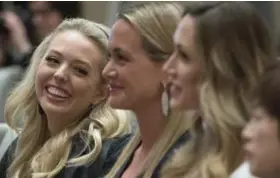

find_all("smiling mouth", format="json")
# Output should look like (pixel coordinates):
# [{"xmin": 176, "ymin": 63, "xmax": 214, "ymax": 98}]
[
  {"xmin": 45, "ymin": 86, "xmax": 71, "ymax": 100},
  {"xmin": 169, "ymin": 82, "xmax": 182, "ymax": 95},
  {"xmin": 107, "ymin": 84, "xmax": 124, "ymax": 91}
]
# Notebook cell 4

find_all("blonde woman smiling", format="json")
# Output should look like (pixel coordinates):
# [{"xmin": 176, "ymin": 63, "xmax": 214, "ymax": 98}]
[{"xmin": 0, "ymin": 18, "xmax": 131, "ymax": 178}]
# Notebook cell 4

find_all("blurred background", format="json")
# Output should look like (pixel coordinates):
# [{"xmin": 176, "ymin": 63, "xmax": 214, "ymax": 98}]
[{"xmin": 85, "ymin": 1, "xmax": 280, "ymax": 38}]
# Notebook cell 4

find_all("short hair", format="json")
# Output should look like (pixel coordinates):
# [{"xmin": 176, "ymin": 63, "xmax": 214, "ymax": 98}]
[
  {"xmin": 253, "ymin": 59, "xmax": 280, "ymax": 122},
  {"xmin": 46, "ymin": 1, "xmax": 81, "ymax": 19}
]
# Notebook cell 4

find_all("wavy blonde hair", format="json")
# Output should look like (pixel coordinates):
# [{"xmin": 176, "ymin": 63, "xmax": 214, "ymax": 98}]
[
  {"xmin": 5, "ymin": 18, "xmax": 130, "ymax": 178},
  {"xmin": 161, "ymin": 2, "xmax": 275, "ymax": 178},
  {"xmin": 105, "ymin": 2, "xmax": 185, "ymax": 178}
]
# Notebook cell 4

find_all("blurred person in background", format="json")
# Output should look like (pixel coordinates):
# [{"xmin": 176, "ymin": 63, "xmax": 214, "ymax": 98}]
[
  {"xmin": 29, "ymin": 1, "xmax": 81, "ymax": 44},
  {"xmin": 0, "ymin": 21, "xmax": 13, "ymax": 67},
  {"xmin": 0, "ymin": 1, "xmax": 81, "ymax": 68}
]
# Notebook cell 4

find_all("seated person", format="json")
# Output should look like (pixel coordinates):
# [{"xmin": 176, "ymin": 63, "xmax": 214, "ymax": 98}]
[
  {"xmin": 0, "ymin": 18, "xmax": 131, "ymax": 178},
  {"xmin": 243, "ymin": 60, "xmax": 280, "ymax": 178}
]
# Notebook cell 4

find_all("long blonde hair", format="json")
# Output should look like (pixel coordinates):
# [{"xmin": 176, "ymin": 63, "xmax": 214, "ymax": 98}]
[
  {"xmin": 105, "ymin": 2, "xmax": 186, "ymax": 178},
  {"xmin": 161, "ymin": 2, "xmax": 275, "ymax": 178},
  {"xmin": 5, "ymin": 18, "xmax": 130, "ymax": 178}
]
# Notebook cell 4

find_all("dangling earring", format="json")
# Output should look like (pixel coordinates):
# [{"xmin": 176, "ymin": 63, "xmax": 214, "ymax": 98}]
[{"xmin": 161, "ymin": 83, "xmax": 170, "ymax": 117}]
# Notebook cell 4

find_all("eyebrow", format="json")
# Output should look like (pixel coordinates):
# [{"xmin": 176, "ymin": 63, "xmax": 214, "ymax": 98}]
[
  {"xmin": 48, "ymin": 49, "xmax": 63, "ymax": 57},
  {"xmin": 110, "ymin": 47, "xmax": 135, "ymax": 60},
  {"xmin": 48, "ymin": 49, "xmax": 92, "ymax": 69},
  {"xmin": 176, "ymin": 44, "xmax": 191, "ymax": 57},
  {"xmin": 176, "ymin": 43, "xmax": 187, "ymax": 51},
  {"xmin": 112, "ymin": 48, "xmax": 124, "ymax": 54},
  {"xmin": 72, "ymin": 59, "xmax": 92, "ymax": 69}
]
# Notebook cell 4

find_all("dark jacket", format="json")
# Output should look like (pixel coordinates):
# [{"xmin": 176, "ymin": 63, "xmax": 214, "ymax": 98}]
[
  {"xmin": 0, "ymin": 133, "xmax": 132, "ymax": 178},
  {"xmin": 114, "ymin": 131, "xmax": 190, "ymax": 178}
]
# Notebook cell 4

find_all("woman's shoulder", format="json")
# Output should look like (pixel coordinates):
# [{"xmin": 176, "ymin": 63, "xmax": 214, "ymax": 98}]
[
  {"xmin": 60, "ymin": 133, "xmax": 133, "ymax": 178},
  {"xmin": 151, "ymin": 131, "xmax": 191, "ymax": 178},
  {"xmin": 101, "ymin": 133, "xmax": 133, "ymax": 177},
  {"xmin": 1, "ymin": 136, "xmax": 18, "ymax": 161},
  {"xmin": 0, "ymin": 137, "xmax": 18, "ymax": 178},
  {"xmin": 71, "ymin": 133, "xmax": 132, "ymax": 154},
  {"xmin": 102, "ymin": 133, "xmax": 133, "ymax": 167},
  {"xmin": 161, "ymin": 131, "xmax": 191, "ymax": 161},
  {"xmin": 104, "ymin": 133, "xmax": 133, "ymax": 151}
]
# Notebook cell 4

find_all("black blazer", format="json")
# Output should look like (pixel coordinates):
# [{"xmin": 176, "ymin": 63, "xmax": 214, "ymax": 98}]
[
  {"xmin": 0, "ymin": 133, "xmax": 132, "ymax": 178},
  {"xmin": 114, "ymin": 131, "xmax": 190, "ymax": 178}
]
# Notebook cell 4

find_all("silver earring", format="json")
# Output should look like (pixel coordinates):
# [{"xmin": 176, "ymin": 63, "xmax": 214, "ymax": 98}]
[{"xmin": 161, "ymin": 83, "xmax": 170, "ymax": 117}]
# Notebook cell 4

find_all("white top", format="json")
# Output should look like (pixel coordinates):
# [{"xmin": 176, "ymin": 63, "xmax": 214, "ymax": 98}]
[{"xmin": 230, "ymin": 162, "xmax": 256, "ymax": 178}]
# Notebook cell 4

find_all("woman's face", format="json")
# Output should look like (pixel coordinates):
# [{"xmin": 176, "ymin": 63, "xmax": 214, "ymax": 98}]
[
  {"xmin": 102, "ymin": 19, "xmax": 164, "ymax": 111},
  {"xmin": 242, "ymin": 107, "xmax": 280, "ymax": 178},
  {"xmin": 35, "ymin": 30, "xmax": 105, "ymax": 132},
  {"xmin": 163, "ymin": 15, "xmax": 201, "ymax": 111},
  {"xmin": 29, "ymin": 1, "xmax": 62, "ymax": 40}
]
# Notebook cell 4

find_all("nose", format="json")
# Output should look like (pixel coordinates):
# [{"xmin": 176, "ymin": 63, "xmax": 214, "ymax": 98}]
[
  {"xmin": 102, "ymin": 61, "xmax": 117, "ymax": 81},
  {"xmin": 54, "ymin": 64, "xmax": 68, "ymax": 83},
  {"xmin": 242, "ymin": 122, "xmax": 253, "ymax": 144},
  {"xmin": 163, "ymin": 53, "xmax": 176, "ymax": 81}
]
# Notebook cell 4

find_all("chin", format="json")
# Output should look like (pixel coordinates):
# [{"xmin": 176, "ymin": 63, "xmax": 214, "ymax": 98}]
[
  {"xmin": 249, "ymin": 163, "xmax": 261, "ymax": 177},
  {"xmin": 42, "ymin": 102, "xmax": 68, "ymax": 113},
  {"xmin": 170, "ymin": 99, "xmax": 185, "ymax": 111},
  {"xmin": 107, "ymin": 99, "xmax": 124, "ymax": 109},
  {"xmin": 107, "ymin": 98, "xmax": 134, "ymax": 110},
  {"xmin": 44, "ymin": 107, "xmax": 67, "ymax": 116}
]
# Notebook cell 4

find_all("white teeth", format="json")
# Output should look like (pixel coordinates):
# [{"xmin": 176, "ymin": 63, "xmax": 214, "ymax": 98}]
[{"xmin": 47, "ymin": 87, "xmax": 69, "ymax": 98}]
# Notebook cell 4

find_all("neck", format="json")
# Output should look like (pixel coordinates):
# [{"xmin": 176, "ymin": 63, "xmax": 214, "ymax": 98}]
[
  {"xmin": 44, "ymin": 106, "xmax": 91, "ymax": 136},
  {"xmin": 133, "ymin": 99, "xmax": 167, "ymax": 154},
  {"xmin": 46, "ymin": 113, "xmax": 79, "ymax": 136},
  {"xmin": 46, "ymin": 115, "xmax": 65, "ymax": 136}
]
